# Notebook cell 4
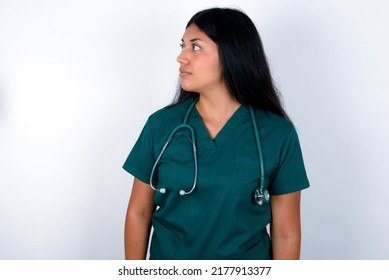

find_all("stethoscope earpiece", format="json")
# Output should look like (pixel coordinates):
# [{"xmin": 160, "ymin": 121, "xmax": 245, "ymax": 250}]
[
  {"xmin": 179, "ymin": 190, "xmax": 186, "ymax": 196},
  {"xmin": 159, "ymin": 188, "xmax": 166, "ymax": 194},
  {"xmin": 157, "ymin": 188, "xmax": 190, "ymax": 196}
]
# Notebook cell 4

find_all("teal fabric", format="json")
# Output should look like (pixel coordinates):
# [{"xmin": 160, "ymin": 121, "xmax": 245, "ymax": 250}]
[{"xmin": 123, "ymin": 98, "xmax": 310, "ymax": 259}]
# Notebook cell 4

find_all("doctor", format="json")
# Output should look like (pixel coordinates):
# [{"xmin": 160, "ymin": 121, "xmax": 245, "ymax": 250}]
[{"xmin": 123, "ymin": 7, "xmax": 309, "ymax": 260}]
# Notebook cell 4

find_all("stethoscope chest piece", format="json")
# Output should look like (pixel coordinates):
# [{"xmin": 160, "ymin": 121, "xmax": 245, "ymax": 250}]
[{"xmin": 254, "ymin": 187, "xmax": 270, "ymax": 205}]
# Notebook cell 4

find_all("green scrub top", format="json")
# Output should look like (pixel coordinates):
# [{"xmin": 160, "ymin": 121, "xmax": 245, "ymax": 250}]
[{"xmin": 123, "ymin": 97, "xmax": 309, "ymax": 260}]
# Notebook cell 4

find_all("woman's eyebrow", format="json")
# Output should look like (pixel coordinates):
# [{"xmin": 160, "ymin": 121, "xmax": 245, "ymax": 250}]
[{"xmin": 181, "ymin": 38, "xmax": 205, "ymax": 43}]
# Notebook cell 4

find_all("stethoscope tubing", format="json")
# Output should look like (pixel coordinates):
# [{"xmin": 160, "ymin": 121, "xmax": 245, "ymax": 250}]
[
  {"xmin": 149, "ymin": 98, "xmax": 269, "ymax": 205},
  {"xmin": 150, "ymin": 123, "xmax": 197, "ymax": 195},
  {"xmin": 249, "ymin": 107, "xmax": 265, "ymax": 189}
]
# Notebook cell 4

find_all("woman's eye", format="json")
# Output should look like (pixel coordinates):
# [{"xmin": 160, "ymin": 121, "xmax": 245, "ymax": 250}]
[{"xmin": 180, "ymin": 43, "xmax": 200, "ymax": 51}]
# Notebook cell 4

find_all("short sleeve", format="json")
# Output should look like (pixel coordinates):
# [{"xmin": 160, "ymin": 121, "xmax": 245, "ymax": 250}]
[
  {"xmin": 122, "ymin": 118, "xmax": 155, "ymax": 184},
  {"xmin": 269, "ymin": 123, "xmax": 310, "ymax": 195}
]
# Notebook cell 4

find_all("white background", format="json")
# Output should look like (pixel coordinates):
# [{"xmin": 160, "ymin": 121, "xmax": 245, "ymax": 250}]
[{"xmin": 0, "ymin": 0, "xmax": 388, "ymax": 259}]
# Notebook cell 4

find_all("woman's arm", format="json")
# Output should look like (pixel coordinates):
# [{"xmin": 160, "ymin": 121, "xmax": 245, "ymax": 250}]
[
  {"xmin": 124, "ymin": 178, "xmax": 156, "ymax": 260},
  {"xmin": 270, "ymin": 191, "xmax": 302, "ymax": 260}
]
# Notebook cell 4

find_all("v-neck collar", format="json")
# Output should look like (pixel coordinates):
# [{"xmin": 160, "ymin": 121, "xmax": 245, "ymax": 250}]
[{"xmin": 189, "ymin": 104, "xmax": 247, "ymax": 150}]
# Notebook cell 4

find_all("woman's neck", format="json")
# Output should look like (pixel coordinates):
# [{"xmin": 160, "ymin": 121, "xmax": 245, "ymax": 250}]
[
  {"xmin": 195, "ymin": 91, "xmax": 241, "ymax": 139},
  {"xmin": 196, "ymin": 94, "xmax": 240, "ymax": 120}
]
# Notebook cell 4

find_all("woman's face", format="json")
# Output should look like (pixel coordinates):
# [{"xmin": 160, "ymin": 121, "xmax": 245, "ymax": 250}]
[{"xmin": 177, "ymin": 24, "xmax": 224, "ymax": 94}]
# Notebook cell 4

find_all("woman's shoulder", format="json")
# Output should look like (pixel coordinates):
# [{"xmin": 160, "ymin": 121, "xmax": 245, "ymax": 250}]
[
  {"xmin": 252, "ymin": 107, "xmax": 302, "ymax": 145},
  {"xmin": 254, "ymin": 108, "xmax": 292, "ymax": 130},
  {"xmin": 147, "ymin": 98, "xmax": 194, "ymax": 126},
  {"xmin": 253, "ymin": 108, "xmax": 303, "ymax": 156}
]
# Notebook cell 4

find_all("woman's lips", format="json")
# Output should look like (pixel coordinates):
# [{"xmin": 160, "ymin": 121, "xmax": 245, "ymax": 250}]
[{"xmin": 179, "ymin": 68, "xmax": 192, "ymax": 76}]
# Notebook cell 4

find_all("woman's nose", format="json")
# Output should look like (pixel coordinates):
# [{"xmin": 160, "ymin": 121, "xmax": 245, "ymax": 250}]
[{"xmin": 177, "ymin": 51, "xmax": 189, "ymax": 64}]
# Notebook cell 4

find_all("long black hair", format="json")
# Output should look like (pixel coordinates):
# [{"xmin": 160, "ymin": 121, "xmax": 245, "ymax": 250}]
[{"xmin": 172, "ymin": 7, "xmax": 288, "ymax": 119}]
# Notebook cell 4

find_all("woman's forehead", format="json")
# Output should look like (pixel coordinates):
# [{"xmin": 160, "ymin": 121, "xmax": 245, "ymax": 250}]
[{"xmin": 181, "ymin": 24, "xmax": 214, "ymax": 44}]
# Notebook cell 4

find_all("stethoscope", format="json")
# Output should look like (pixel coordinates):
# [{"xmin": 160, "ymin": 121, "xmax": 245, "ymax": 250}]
[{"xmin": 149, "ymin": 98, "xmax": 270, "ymax": 206}]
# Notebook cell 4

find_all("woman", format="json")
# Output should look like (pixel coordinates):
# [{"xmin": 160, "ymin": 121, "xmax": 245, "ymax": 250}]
[{"xmin": 123, "ymin": 7, "xmax": 309, "ymax": 260}]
